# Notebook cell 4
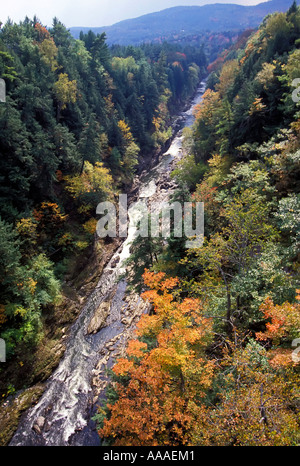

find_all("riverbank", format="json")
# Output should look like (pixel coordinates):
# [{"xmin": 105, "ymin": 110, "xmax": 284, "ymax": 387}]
[{"xmin": 0, "ymin": 237, "xmax": 122, "ymax": 446}]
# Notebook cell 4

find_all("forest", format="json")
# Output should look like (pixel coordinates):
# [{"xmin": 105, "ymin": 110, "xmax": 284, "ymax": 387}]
[
  {"xmin": 96, "ymin": 2, "xmax": 300, "ymax": 446},
  {"xmin": 0, "ymin": 1, "xmax": 300, "ymax": 447},
  {"xmin": 0, "ymin": 18, "xmax": 206, "ymax": 366}
]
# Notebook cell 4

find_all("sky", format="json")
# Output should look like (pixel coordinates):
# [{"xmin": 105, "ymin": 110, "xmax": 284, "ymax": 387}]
[{"xmin": 0, "ymin": 0, "xmax": 264, "ymax": 28}]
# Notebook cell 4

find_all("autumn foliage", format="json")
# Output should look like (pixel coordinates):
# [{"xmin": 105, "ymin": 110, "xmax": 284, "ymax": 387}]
[
  {"xmin": 97, "ymin": 6, "xmax": 300, "ymax": 446},
  {"xmin": 99, "ymin": 270, "xmax": 214, "ymax": 446},
  {"xmin": 256, "ymin": 292, "xmax": 300, "ymax": 344},
  {"xmin": 99, "ymin": 271, "xmax": 300, "ymax": 446}
]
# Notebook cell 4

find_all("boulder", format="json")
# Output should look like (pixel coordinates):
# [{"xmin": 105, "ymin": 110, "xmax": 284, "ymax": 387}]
[
  {"xmin": 86, "ymin": 301, "xmax": 111, "ymax": 335},
  {"xmin": 33, "ymin": 416, "xmax": 45, "ymax": 435}
]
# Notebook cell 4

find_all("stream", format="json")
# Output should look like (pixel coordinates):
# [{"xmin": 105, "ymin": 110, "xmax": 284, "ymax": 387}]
[{"xmin": 9, "ymin": 80, "xmax": 206, "ymax": 446}]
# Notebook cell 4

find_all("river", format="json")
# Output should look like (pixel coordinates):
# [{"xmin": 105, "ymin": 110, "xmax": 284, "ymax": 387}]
[{"xmin": 9, "ymin": 80, "xmax": 206, "ymax": 446}]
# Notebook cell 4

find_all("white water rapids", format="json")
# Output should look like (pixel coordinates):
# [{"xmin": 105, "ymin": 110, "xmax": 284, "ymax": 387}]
[{"xmin": 10, "ymin": 81, "xmax": 206, "ymax": 446}]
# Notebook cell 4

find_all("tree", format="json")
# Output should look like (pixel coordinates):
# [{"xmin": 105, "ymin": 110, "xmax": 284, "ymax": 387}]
[
  {"xmin": 33, "ymin": 201, "xmax": 67, "ymax": 253},
  {"xmin": 71, "ymin": 39, "xmax": 91, "ymax": 74},
  {"xmin": 77, "ymin": 114, "xmax": 106, "ymax": 170},
  {"xmin": 255, "ymin": 62, "xmax": 276, "ymax": 90},
  {"xmin": 125, "ymin": 215, "xmax": 164, "ymax": 292},
  {"xmin": 64, "ymin": 161, "xmax": 114, "ymax": 215},
  {"xmin": 53, "ymin": 124, "xmax": 81, "ymax": 173},
  {"xmin": 0, "ymin": 50, "xmax": 17, "ymax": 82},
  {"xmin": 0, "ymin": 218, "xmax": 21, "ymax": 299},
  {"xmin": 0, "ymin": 100, "xmax": 33, "ymax": 219},
  {"xmin": 215, "ymin": 59, "xmax": 239, "ymax": 98},
  {"xmin": 16, "ymin": 216, "xmax": 38, "ymax": 258},
  {"xmin": 256, "ymin": 294, "xmax": 300, "ymax": 344},
  {"xmin": 38, "ymin": 37, "xmax": 58, "ymax": 72},
  {"xmin": 53, "ymin": 73, "xmax": 77, "ymax": 119},
  {"xmin": 1, "ymin": 253, "xmax": 61, "ymax": 355},
  {"xmin": 186, "ymin": 189, "xmax": 278, "ymax": 334},
  {"xmin": 117, "ymin": 120, "xmax": 139, "ymax": 183},
  {"xmin": 50, "ymin": 18, "xmax": 72, "ymax": 48},
  {"xmin": 91, "ymin": 32, "xmax": 110, "ymax": 68},
  {"xmin": 287, "ymin": 1, "xmax": 298, "ymax": 17},
  {"xmin": 98, "ymin": 270, "xmax": 214, "ymax": 446},
  {"xmin": 265, "ymin": 13, "xmax": 291, "ymax": 39},
  {"xmin": 122, "ymin": 141, "xmax": 139, "ymax": 183},
  {"xmin": 193, "ymin": 89, "xmax": 222, "ymax": 160},
  {"xmin": 207, "ymin": 337, "xmax": 299, "ymax": 446},
  {"xmin": 170, "ymin": 153, "xmax": 207, "ymax": 191},
  {"xmin": 284, "ymin": 48, "xmax": 300, "ymax": 81},
  {"xmin": 275, "ymin": 193, "xmax": 300, "ymax": 259}
]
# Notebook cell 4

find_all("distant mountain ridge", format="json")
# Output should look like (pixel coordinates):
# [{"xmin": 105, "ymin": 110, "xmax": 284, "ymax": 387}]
[{"xmin": 69, "ymin": 0, "xmax": 300, "ymax": 45}]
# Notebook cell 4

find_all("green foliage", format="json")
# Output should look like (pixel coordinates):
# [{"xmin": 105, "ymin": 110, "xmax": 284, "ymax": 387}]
[
  {"xmin": 195, "ymin": 7, "xmax": 300, "ymax": 159},
  {"xmin": 171, "ymin": 154, "xmax": 207, "ymax": 191},
  {"xmin": 0, "ymin": 49, "xmax": 17, "ymax": 81},
  {"xmin": 65, "ymin": 161, "xmax": 114, "ymax": 214},
  {"xmin": 0, "ymin": 17, "xmax": 206, "ymax": 369},
  {"xmin": 3, "ymin": 6, "xmax": 300, "ymax": 446},
  {"xmin": 125, "ymin": 216, "xmax": 164, "ymax": 293},
  {"xmin": 275, "ymin": 193, "xmax": 300, "ymax": 257},
  {"xmin": 97, "ymin": 5, "xmax": 300, "ymax": 447},
  {"xmin": 0, "ymin": 217, "xmax": 21, "ymax": 294},
  {"xmin": 0, "ymin": 222, "xmax": 61, "ymax": 355}
]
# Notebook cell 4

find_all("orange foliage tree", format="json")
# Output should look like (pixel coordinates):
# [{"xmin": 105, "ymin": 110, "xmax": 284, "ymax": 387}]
[
  {"xmin": 98, "ymin": 275, "xmax": 300, "ymax": 446},
  {"xmin": 32, "ymin": 202, "xmax": 67, "ymax": 252},
  {"xmin": 33, "ymin": 202, "xmax": 67, "ymax": 234},
  {"xmin": 99, "ymin": 270, "xmax": 214, "ymax": 446},
  {"xmin": 256, "ymin": 292, "xmax": 300, "ymax": 344}
]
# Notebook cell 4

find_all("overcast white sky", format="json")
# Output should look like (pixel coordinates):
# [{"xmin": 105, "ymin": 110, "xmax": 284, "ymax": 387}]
[{"xmin": 0, "ymin": 0, "xmax": 264, "ymax": 28}]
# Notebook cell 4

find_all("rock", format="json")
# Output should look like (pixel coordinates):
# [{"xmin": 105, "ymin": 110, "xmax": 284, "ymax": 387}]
[
  {"xmin": 86, "ymin": 301, "xmax": 111, "ymax": 335},
  {"xmin": 110, "ymin": 256, "xmax": 120, "ymax": 268},
  {"xmin": 121, "ymin": 316, "xmax": 135, "ymax": 326},
  {"xmin": 160, "ymin": 183, "xmax": 168, "ymax": 190},
  {"xmin": 33, "ymin": 416, "xmax": 45, "ymax": 435},
  {"xmin": 105, "ymin": 341, "xmax": 114, "ymax": 348}
]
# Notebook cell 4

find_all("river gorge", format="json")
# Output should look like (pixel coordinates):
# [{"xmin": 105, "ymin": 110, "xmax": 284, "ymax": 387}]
[{"xmin": 10, "ymin": 80, "xmax": 206, "ymax": 446}]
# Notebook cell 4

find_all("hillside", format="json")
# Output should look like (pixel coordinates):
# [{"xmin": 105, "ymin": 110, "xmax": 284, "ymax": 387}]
[
  {"xmin": 0, "ymin": 0, "xmax": 300, "ymax": 448},
  {"xmin": 70, "ymin": 0, "xmax": 300, "ymax": 45},
  {"xmin": 0, "ymin": 16, "xmax": 209, "ymax": 444},
  {"xmin": 97, "ymin": 2, "xmax": 300, "ymax": 446}
]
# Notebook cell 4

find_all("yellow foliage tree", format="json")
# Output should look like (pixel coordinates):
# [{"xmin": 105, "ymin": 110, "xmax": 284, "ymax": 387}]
[
  {"xmin": 64, "ymin": 161, "xmax": 114, "ymax": 214},
  {"xmin": 215, "ymin": 59, "xmax": 239, "ymax": 97},
  {"xmin": 39, "ymin": 38, "xmax": 58, "ymax": 72},
  {"xmin": 206, "ymin": 339, "xmax": 300, "ymax": 446},
  {"xmin": 53, "ymin": 73, "xmax": 77, "ymax": 119},
  {"xmin": 117, "ymin": 120, "xmax": 139, "ymax": 182}
]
